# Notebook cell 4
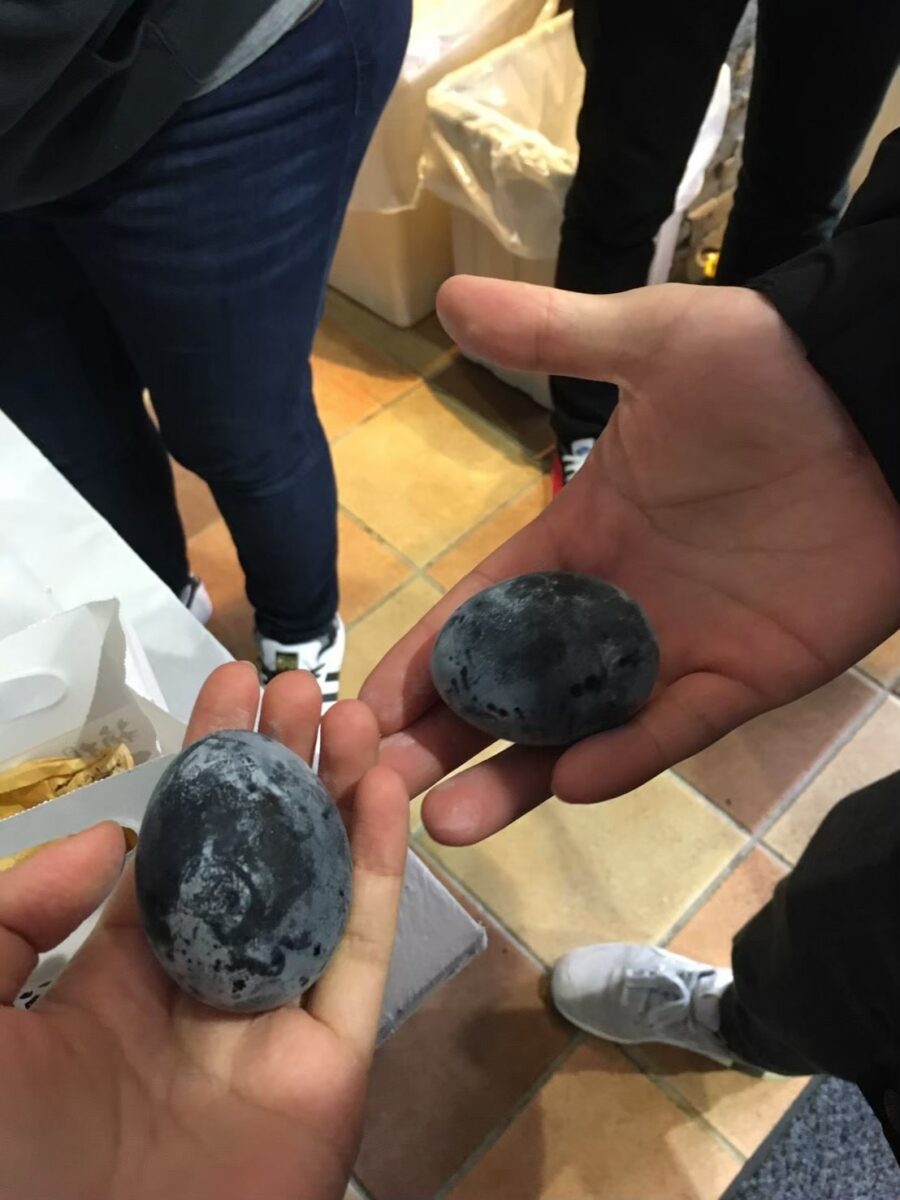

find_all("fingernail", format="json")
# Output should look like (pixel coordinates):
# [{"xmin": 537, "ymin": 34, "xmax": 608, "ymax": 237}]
[
  {"xmin": 383, "ymin": 731, "xmax": 415, "ymax": 750},
  {"xmin": 120, "ymin": 825, "xmax": 139, "ymax": 852}
]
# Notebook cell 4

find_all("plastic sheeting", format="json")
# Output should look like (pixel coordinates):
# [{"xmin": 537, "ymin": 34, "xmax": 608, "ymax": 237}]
[
  {"xmin": 426, "ymin": 12, "xmax": 731, "ymax": 260},
  {"xmin": 347, "ymin": 0, "xmax": 557, "ymax": 214}
]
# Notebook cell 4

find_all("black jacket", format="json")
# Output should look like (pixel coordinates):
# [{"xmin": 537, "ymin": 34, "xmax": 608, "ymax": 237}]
[
  {"xmin": 753, "ymin": 128, "xmax": 900, "ymax": 505},
  {"xmin": 755, "ymin": 130, "xmax": 900, "ymax": 1164},
  {"xmin": 0, "ymin": 0, "xmax": 275, "ymax": 210}
]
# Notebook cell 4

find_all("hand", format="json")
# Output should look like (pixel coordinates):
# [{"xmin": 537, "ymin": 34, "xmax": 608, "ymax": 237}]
[
  {"xmin": 0, "ymin": 663, "xmax": 408, "ymax": 1200},
  {"xmin": 362, "ymin": 276, "xmax": 900, "ymax": 845}
]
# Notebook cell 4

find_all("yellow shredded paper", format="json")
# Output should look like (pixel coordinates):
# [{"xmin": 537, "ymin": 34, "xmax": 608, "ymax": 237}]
[{"xmin": 0, "ymin": 744, "xmax": 134, "ymax": 871}]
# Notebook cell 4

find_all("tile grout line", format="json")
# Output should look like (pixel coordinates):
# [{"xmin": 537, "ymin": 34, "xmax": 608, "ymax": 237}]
[
  {"xmin": 327, "ymin": 373, "xmax": 427, "ymax": 449},
  {"xmin": 671, "ymin": 677, "xmax": 883, "ymax": 849},
  {"xmin": 339, "ymin": 505, "xmax": 429, "ymax": 580},
  {"xmin": 427, "ymin": 379, "xmax": 553, "ymax": 469},
  {"xmin": 324, "ymin": 298, "xmax": 458, "ymax": 382},
  {"xmin": 751, "ymin": 686, "xmax": 885, "ymax": 846},
  {"xmin": 344, "ymin": 557, "xmax": 447, "ymax": 639},
  {"xmin": 431, "ymin": 1032, "xmax": 747, "ymax": 1200},
  {"xmin": 412, "ymin": 840, "xmax": 550, "ymax": 974},
  {"xmin": 420, "ymin": 475, "xmax": 547, "ymax": 582},
  {"xmin": 660, "ymin": 686, "xmax": 886, "ymax": 948},
  {"xmin": 657, "ymin": 837, "xmax": 763, "ymax": 951},
  {"xmin": 339, "ymin": 475, "xmax": 542, "ymax": 642},
  {"xmin": 431, "ymin": 1035, "xmax": 585, "ymax": 1200},
  {"xmin": 619, "ymin": 1045, "xmax": 748, "ymax": 1167},
  {"xmin": 326, "ymin": 349, "xmax": 551, "ymax": 469}
]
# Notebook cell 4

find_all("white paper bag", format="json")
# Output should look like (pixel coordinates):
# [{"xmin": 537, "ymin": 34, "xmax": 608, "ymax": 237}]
[{"xmin": 0, "ymin": 601, "xmax": 184, "ymax": 1006}]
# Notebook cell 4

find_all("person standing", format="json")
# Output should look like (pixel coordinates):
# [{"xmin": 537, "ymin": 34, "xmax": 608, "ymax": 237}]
[
  {"xmin": 0, "ymin": 0, "xmax": 411, "ymax": 701},
  {"xmin": 551, "ymin": 0, "xmax": 900, "ymax": 491}
]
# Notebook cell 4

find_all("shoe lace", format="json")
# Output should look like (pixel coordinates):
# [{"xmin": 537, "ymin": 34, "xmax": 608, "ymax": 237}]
[{"xmin": 623, "ymin": 965, "xmax": 718, "ymax": 1036}]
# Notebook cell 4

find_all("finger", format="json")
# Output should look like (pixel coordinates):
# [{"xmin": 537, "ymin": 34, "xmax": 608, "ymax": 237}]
[
  {"xmin": 318, "ymin": 700, "xmax": 379, "ymax": 826},
  {"xmin": 101, "ymin": 661, "xmax": 263, "ymax": 930},
  {"xmin": 259, "ymin": 670, "xmax": 323, "ymax": 766},
  {"xmin": 553, "ymin": 672, "xmax": 763, "ymax": 804},
  {"xmin": 184, "ymin": 661, "xmax": 261, "ymax": 746},
  {"xmin": 360, "ymin": 495, "xmax": 573, "ymax": 735},
  {"xmin": 421, "ymin": 744, "xmax": 556, "ymax": 845},
  {"xmin": 307, "ymin": 765, "xmax": 408, "ymax": 1061},
  {"xmin": 437, "ymin": 275, "xmax": 654, "ymax": 384},
  {"xmin": 377, "ymin": 706, "xmax": 493, "ymax": 799},
  {"xmin": 0, "ymin": 823, "xmax": 126, "ymax": 1004}
]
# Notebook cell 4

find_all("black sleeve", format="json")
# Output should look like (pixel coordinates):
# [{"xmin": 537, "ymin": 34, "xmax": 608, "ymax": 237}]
[
  {"xmin": 750, "ymin": 129, "xmax": 900, "ymax": 503},
  {"xmin": 0, "ymin": 2, "xmax": 125, "ymax": 126}
]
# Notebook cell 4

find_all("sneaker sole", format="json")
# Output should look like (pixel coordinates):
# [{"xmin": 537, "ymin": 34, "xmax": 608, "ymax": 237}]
[{"xmin": 551, "ymin": 993, "xmax": 773, "ymax": 1074}]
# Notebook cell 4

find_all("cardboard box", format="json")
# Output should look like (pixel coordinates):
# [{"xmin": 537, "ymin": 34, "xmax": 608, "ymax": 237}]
[
  {"xmin": 328, "ymin": 0, "xmax": 557, "ymax": 326},
  {"xmin": 330, "ymin": 192, "xmax": 453, "ymax": 329}
]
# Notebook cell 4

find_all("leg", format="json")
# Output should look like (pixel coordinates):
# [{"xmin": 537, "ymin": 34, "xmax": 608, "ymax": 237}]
[
  {"xmin": 720, "ymin": 771, "xmax": 900, "ymax": 1140},
  {"xmin": 717, "ymin": 0, "xmax": 900, "ymax": 283},
  {"xmin": 48, "ymin": 0, "xmax": 411, "ymax": 644},
  {"xmin": 553, "ymin": 770, "xmax": 900, "ymax": 1161},
  {"xmin": 552, "ymin": 0, "xmax": 746, "ymax": 444},
  {"xmin": 0, "ymin": 215, "xmax": 189, "ymax": 594}
]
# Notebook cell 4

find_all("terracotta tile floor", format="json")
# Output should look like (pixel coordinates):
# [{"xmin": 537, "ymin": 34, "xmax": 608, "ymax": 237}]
[{"xmin": 173, "ymin": 290, "xmax": 900, "ymax": 1199}]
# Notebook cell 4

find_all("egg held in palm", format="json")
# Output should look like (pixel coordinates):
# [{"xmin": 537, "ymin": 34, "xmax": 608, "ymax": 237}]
[
  {"xmin": 431, "ymin": 571, "xmax": 659, "ymax": 747},
  {"xmin": 135, "ymin": 730, "xmax": 351, "ymax": 1013}
]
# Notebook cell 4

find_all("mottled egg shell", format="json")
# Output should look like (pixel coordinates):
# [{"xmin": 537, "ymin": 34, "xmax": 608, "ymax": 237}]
[
  {"xmin": 135, "ymin": 730, "xmax": 351, "ymax": 1013},
  {"xmin": 431, "ymin": 572, "xmax": 659, "ymax": 747}
]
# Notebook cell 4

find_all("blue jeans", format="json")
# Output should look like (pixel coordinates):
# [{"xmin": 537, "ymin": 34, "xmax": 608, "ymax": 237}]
[{"xmin": 0, "ymin": 0, "xmax": 411, "ymax": 643}]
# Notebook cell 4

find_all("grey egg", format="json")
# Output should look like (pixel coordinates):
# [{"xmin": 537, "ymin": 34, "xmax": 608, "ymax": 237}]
[
  {"xmin": 431, "ymin": 572, "xmax": 659, "ymax": 747},
  {"xmin": 135, "ymin": 730, "xmax": 351, "ymax": 1013}
]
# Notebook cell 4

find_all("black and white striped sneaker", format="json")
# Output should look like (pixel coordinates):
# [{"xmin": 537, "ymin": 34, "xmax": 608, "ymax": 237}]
[
  {"xmin": 180, "ymin": 573, "xmax": 213, "ymax": 625},
  {"xmin": 256, "ymin": 616, "xmax": 345, "ymax": 714}
]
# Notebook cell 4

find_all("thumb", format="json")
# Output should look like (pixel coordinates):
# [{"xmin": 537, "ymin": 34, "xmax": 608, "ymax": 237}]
[
  {"xmin": 436, "ymin": 275, "xmax": 666, "ymax": 383},
  {"xmin": 0, "ymin": 822, "xmax": 126, "ymax": 1005}
]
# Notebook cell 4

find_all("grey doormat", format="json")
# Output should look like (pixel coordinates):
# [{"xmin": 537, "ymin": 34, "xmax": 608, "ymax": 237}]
[{"xmin": 722, "ymin": 1077, "xmax": 900, "ymax": 1200}]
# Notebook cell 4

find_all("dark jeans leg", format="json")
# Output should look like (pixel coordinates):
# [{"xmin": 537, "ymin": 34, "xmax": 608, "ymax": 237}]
[
  {"xmin": 551, "ymin": 0, "xmax": 745, "ymax": 444},
  {"xmin": 10, "ymin": 0, "xmax": 410, "ymax": 644},
  {"xmin": 716, "ymin": 0, "xmax": 900, "ymax": 284},
  {"xmin": 719, "ymin": 770, "xmax": 900, "ymax": 1156},
  {"xmin": 0, "ymin": 218, "xmax": 190, "ymax": 594}
]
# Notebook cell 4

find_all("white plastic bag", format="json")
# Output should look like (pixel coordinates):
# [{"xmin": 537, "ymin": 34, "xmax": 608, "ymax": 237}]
[
  {"xmin": 0, "ymin": 600, "xmax": 182, "ymax": 858},
  {"xmin": 426, "ymin": 12, "xmax": 730, "ymax": 261},
  {"xmin": 348, "ymin": 0, "xmax": 557, "ymax": 214}
]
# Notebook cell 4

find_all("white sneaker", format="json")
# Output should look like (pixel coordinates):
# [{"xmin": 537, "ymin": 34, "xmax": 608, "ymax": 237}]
[
  {"xmin": 180, "ymin": 574, "xmax": 213, "ymax": 625},
  {"xmin": 552, "ymin": 943, "xmax": 747, "ymax": 1068},
  {"xmin": 256, "ymin": 616, "xmax": 345, "ymax": 714},
  {"xmin": 559, "ymin": 437, "xmax": 596, "ymax": 486}
]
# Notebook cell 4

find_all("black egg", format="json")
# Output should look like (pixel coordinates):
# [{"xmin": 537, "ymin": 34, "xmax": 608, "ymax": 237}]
[
  {"xmin": 135, "ymin": 730, "xmax": 351, "ymax": 1013},
  {"xmin": 431, "ymin": 572, "xmax": 659, "ymax": 747}
]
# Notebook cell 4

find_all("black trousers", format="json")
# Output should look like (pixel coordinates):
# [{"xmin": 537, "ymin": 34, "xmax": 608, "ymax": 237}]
[
  {"xmin": 552, "ymin": 0, "xmax": 900, "ymax": 443},
  {"xmin": 718, "ymin": 769, "xmax": 900, "ymax": 1162}
]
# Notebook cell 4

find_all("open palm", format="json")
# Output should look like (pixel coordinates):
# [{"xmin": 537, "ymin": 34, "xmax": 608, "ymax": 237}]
[
  {"xmin": 362, "ymin": 277, "xmax": 900, "ymax": 845},
  {"xmin": 0, "ymin": 663, "xmax": 408, "ymax": 1200}
]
